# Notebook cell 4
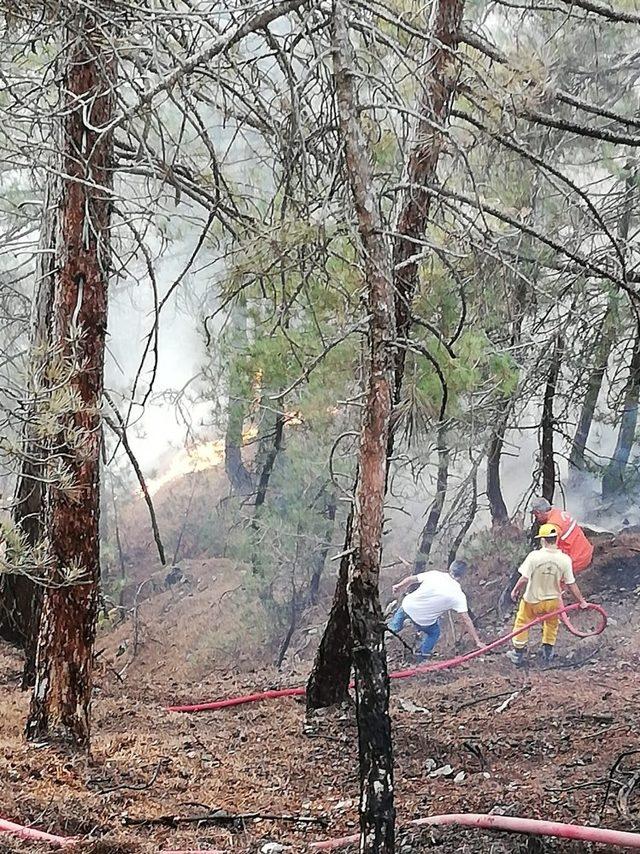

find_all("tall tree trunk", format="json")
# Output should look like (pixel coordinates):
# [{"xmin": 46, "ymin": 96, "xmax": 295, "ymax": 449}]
[
  {"xmin": 603, "ymin": 325, "xmax": 640, "ymax": 499},
  {"xmin": 253, "ymin": 408, "xmax": 285, "ymax": 512},
  {"xmin": 308, "ymin": 490, "xmax": 337, "ymax": 606},
  {"xmin": 573, "ymin": 165, "xmax": 635, "ymax": 482},
  {"xmin": 486, "ymin": 417, "xmax": 510, "ymax": 526},
  {"xmin": 569, "ymin": 314, "xmax": 611, "ymax": 476},
  {"xmin": 306, "ymin": 0, "xmax": 464, "ymax": 712},
  {"xmin": 448, "ymin": 464, "xmax": 478, "ymax": 566},
  {"xmin": 11, "ymin": 464, "xmax": 44, "ymax": 690},
  {"xmin": 110, "ymin": 477, "xmax": 127, "ymax": 607},
  {"xmin": 332, "ymin": 3, "xmax": 397, "ymax": 848},
  {"xmin": 224, "ymin": 300, "xmax": 253, "ymax": 495},
  {"xmin": 0, "ymin": 453, "xmax": 45, "ymax": 685},
  {"xmin": 541, "ymin": 337, "xmax": 563, "ymax": 503},
  {"xmin": 392, "ymin": 0, "xmax": 464, "ymax": 384},
  {"xmin": 486, "ymin": 277, "xmax": 528, "ymax": 528},
  {"xmin": 415, "ymin": 424, "xmax": 449, "ymax": 570},
  {"xmin": 224, "ymin": 398, "xmax": 253, "ymax": 494},
  {"xmin": 26, "ymin": 10, "xmax": 115, "ymax": 749},
  {"xmin": 306, "ymin": 506, "xmax": 354, "ymax": 709},
  {"xmin": 0, "ymin": 178, "xmax": 58, "ymax": 687},
  {"xmin": 251, "ymin": 407, "xmax": 285, "ymax": 576}
]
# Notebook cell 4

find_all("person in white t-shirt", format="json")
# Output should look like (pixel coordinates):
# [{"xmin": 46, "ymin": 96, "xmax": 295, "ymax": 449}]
[{"xmin": 388, "ymin": 560, "xmax": 483, "ymax": 659}]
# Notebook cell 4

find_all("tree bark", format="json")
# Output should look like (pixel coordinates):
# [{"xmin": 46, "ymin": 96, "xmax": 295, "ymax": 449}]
[
  {"xmin": 415, "ymin": 424, "xmax": 449, "ymax": 571},
  {"xmin": 306, "ymin": 0, "xmax": 464, "ymax": 714},
  {"xmin": 251, "ymin": 407, "xmax": 285, "ymax": 576},
  {"xmin": 541, "ymin": 337, "xmax": 563, "ymax": 504},
  {"xmin": 306, "ymin": 507, "xmax": 354, "ymax": 709},
  {"xmin": 573, "ymin": 165, "xmax": 635, "ymax": 483},
  {"xmin": 0, "ymin": 173, "xmax": 59, "ymax": 686},
  {"xmin": 392, "ymin": 0, "xmax": 464, "ymax": 388},
  {"xmin": 225, "ymin": 411, "xmax": 253, "ymax": 494},
  {"xmin": 224, "ymin": 300, "xmax": 254, "ymax": 495},
  {"xmin": 26, "ymin": 10, "xmax": 115, "ymax": 749},
  {"xmin": 253, "ymin": 408, "xmax": 285, "ymax": 512},
  {"xmin": 569, "ymin": 316, "xmax": 611, "ymax": 476},
  {"xmin": 110, "ymin": 477, "xmax": 127, "ymax": 607},
  {"xmin": 486, "ymin": 276, "xmax": 528, "ymax": 527},
  {"xmin": 307, "ymin": 491, "xmax": 337, "ymax": 606},
  {"xmin": 486, "ymin": 412, "xmax": 510, "ymax": 526},
  {"xmin": 331, "ymin": 3, "xmax": 398, "ymax": 848},
  {"xmin": 0, "ymin": 447, "xmax": 45, "ymax": 685},
  {"xmin": 448, "ymin": 463, "xmax": 478, "ymax": 566}
]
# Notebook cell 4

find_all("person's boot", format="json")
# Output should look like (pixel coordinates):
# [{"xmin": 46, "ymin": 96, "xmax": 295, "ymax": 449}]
[
  {"xmin": 540, "ymin": 643, "xmax": 555, "ymax": 663},
  {"xmin": 506, "ymin": 648, "xmax": 525, "ymax": 667}
]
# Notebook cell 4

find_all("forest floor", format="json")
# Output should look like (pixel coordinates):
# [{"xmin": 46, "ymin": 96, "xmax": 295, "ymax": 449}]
[{"xmin": 1, "ymin": 535, "xmax": 639, "ymax": 853}]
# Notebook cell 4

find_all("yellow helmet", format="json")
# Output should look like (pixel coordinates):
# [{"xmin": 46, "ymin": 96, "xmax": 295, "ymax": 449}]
[{"xmin": 535, "ymin": 523, "xmax": 559, "ymax": 539}]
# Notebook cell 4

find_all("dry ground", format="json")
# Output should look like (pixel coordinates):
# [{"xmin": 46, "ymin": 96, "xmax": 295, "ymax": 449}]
[{"xmin": 0, "ymin": 536, "xmax": 639, "ymax": 853}]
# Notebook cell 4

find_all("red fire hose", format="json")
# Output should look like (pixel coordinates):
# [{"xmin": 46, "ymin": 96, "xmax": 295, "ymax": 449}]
[
  {"xmin": 0, "ymin": 818, "xmax": 77, "ymax": 848},
  {"xmin": 0, "ymin": 817, "xmax": 225, "ymax": 852},
  {"xmin": 167, "ymin": 602, "xmax": 607, "ymax": 713},
  {"xmin": 4, "ymin": 811, "xmax": 640, "ymax": 852},
  {"xmin": 309, "ymin": 813, "xmax": 640, "ymax": 850},
  {"xmin": 0, "ymin": 604, "xmax": 613, "ymax": 852}
]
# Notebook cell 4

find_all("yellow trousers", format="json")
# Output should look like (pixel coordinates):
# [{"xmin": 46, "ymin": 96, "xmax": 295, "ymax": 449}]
[{"xmin": 512, "ymin": 598, "xmax": 560, "ymax": 649}]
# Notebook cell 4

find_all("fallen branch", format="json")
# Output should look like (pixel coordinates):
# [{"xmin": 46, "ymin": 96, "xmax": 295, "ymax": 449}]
[
  {"xmin": 601, "ymin": 749, "xmax": 640, "ymax": 822},
  {"xmin": 495, "ymin": 691, "xmax": 521, "ymax": 713},
  {"xmin": 618, "ymin": 770, "xmax": 640, "ymax": 818},
  {"xmin": 123, "ymin": 809, "xmax": 328, "ymax": 828},
  {"xmin": 93, "ymin": 759, "xmax": 169, "ymax": 794},
  {"xmin": 456, "ymin": 689, "xmax": 516, "ymax": 711},
  {"xmin": 547, "ymin": 647, "xmax": 601, "ymax": 670},
  {"xmin": 385, "ymin": 624, "xmax": 414, "ymax": 653}
]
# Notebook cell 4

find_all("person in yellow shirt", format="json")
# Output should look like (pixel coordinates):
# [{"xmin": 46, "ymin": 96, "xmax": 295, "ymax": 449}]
[{"xmin": 506, "ymin": 523, "xmax": 589, "ymax": 666}]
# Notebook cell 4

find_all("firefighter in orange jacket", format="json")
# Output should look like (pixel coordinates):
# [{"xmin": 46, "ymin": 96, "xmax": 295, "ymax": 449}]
[{"xmin": 531, "ymin": 498, "xmax": 594, "ymax": 573}]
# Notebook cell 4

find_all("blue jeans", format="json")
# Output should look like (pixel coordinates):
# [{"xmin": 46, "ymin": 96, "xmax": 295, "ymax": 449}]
[{"xmin": 388, "ymin": 607, "xmax": 441, "ymax": 657}]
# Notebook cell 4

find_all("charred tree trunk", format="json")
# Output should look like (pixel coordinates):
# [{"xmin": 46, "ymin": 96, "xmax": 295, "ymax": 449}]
[
  {"xmin": 110, "ymin": 478, "xmax": 127, "ymax": 607},
  {"xmin": 486, "ymin": 277, "xmax": 528, "ymax": 527},
  {"xmin": 415, "ymin": 424, "xmax": 449, "ymax": 570},
  {"xmin": 0, "ymin": 454, "xmax": 45, "ymax": 685},
  {"xmin": 448, "ymin": 465, "xmax": 478, "ymax": 566},
  {"xmin": 225, "ymin": 398, "xmax": 253, "ymax": 494},
  {"xmin": 11, "ymin": 466, "xmax": 45, "ymax": 690},
  {"xmin": 603, "ymin": 325, "xmax": 640, "ymax": 499},
  {"xmin": 308, "ymin": 491, "xmax": 337, "ymax": 606},
  {"xmin": 253, "ymin": 408, "xmax": 285, "ymax": 512},
  {"xmin": 306, "ymin": 507, "xmax": 354, "ymax": 708},
  {"xmin": 276, "ymin": 519, "xmax": 304, "ymax": 669},
  {"xmin": 569, "ymin": 317, "xmax": 611, "ymax": 477},
  {"xmin": 307, "ymin": 0, "xmax": 464, "ymax": 715},
  {"xmin": 574, "ymin": 166, "xmax": 635, "ymax": 486},
  {"xmin": 329, "ymin": 4, "xmax": 398, "ymax": 848},
  {"xmin": 251, "ymin": 407, "xmax": 285, "ymax": 576},
  {"xmin": 0, "ymin": 178, "xmax": 58, "ymax": 686},
  {"xmin": 541, "ymin": 337, "xmax": 563, "ymax": 504},
  {"xmin": 486, "ymin": 412, "xmax": 510, "ymax": 526},
  {"xmin": 26, "ymin": 12, "xmax": 115, "ymax": 749},
  {"xmin": 392, "ymin": 0, "xmax": 464, "ymax": 385},
  {"xmin": 1, "ymin": 439, "xmax": 48, "ymax": 674},
  {"xmin": 572, "ymin": 167, "xmax": 634, "ymax": 481}
]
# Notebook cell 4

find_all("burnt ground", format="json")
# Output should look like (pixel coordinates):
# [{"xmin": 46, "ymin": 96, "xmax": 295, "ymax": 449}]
[{"xmin": 0, "ymin": 535, "xmax": 639, "ymax": 853}]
